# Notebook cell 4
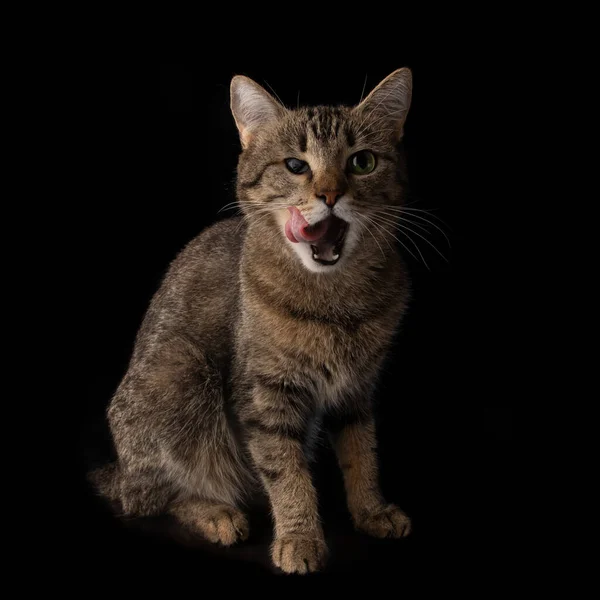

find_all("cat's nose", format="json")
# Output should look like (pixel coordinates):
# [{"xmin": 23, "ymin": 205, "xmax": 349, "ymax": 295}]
[{"xmin": 316, "ymin": 191, "xmax": 343, "ymax": 207}]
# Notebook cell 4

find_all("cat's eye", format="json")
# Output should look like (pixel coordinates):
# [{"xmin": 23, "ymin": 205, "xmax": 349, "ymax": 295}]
[
  {"xmin": 348, "ymin": 150, "xmax": 376, "ymax": 175},
  {"xmin": 285, "ymin": 158, "xmax": 309, "ymax": 175}
]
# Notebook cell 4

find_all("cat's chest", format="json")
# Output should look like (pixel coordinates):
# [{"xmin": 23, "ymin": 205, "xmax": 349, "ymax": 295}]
[
  {"xmin": 242, "ymin": 293, "xmax": 397, "ymax": 406},
  {"xmin": 286, "ymin": 321, "xmax": 385, "ymax": 407},
  {"xmin": 315, "ymin": 361, "xmax": 357, "ymax": 408}
]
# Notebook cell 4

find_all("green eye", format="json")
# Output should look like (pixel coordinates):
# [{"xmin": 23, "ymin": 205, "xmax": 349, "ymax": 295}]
[{"xmin": 348, "ymin": 150, "xmax": 376, "ymax": 175}]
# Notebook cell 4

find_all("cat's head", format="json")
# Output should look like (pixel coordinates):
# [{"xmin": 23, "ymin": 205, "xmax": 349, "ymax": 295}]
[{"xmin": 231, "ymin": 69, "xmax": 412, "ymax": 274}]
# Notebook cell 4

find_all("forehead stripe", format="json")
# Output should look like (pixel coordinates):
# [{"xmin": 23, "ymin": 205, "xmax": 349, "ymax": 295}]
[
  {"xmin": 345, "ymin": 125, "xmax": 355, "ymax": 147},
  {"xmin": 299, "ymin": 130, "xmax": 307, "ymax": 153}
]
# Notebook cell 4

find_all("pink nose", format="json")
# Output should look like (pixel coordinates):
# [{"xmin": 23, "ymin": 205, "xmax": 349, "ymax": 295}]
[{"xmin": 316, "ymin": 191, "xmax": 342, "ymax": 207}]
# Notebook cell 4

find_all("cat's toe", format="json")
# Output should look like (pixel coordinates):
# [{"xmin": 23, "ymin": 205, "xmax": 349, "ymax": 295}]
[
  {"xmin": 355, "ymin": 504, "xmax": 411, "ymax": 538},
  {"xmin": 272, "ymin": 536, "xmax": 328, "ymax": 574},
  {"xmin": 200, "ymin": 506, "xmax": 249, "ymax": 546}
]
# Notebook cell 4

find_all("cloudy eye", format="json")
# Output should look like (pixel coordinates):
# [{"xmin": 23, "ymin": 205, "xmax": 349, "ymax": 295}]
[
  {"xmin": 348, "ymin": 150, "xmax": 376, "ymax": 175},
  {"xmin": 285, "ymin": 158, "xmax": 309, "ymax": 174}
]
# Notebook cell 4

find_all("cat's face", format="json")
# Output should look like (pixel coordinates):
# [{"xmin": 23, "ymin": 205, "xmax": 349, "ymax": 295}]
[{"xmin": 231, "ymin": 69, "xmax": 412, "ymax": 273}]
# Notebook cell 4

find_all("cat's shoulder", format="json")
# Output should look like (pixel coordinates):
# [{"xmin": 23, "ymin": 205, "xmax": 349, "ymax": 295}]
[
  {"xmin": 181, "ymin": 216, "xmax": 246, "ymax": 256},
  {"xmin": 153, "ymin": 217, "xmax": 246, "ymax": 294}
]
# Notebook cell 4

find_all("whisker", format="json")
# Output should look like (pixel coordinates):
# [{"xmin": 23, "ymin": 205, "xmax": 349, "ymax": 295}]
[
  {"xmin": 359, "ymin": 73, "xmax": 368, "ymax": 104},
  {"xmin": 398, "ymin": 212, "xmax": 451, "ymax": 247},
  {"xmin": 263, "ymin": 80, "xmax": 286, "ymax": 109},
  {"xmin": 358, "ymin": 128, "xmax": 398, "ymax": 141},
  {"xmin": 391, "ymin": 220, "xmax": 449, "ymax": 263},
  {"xmin": 374, "ymin": 211, "xmax": 432, "ymax": 236},
  {"xmin": 384, "ymin": 205, "xmax": 449, "ymax": 225},
  {"xmin": 234, "ymin": 211, "xmax": 251, "ymax": 234},
  {"xmin": 361, "ymin": 213, "xmax": 421, "ymax": 264},
  {"xmin": 352, "ymin": 213, "xmax": 387, "ymax": 262},
  {"xmin": 236, "ymin": 210, "xmax": 277, "ymax": 235},
  {"xmin": 357, "ymin": 213, "xmax": 391, "ymax": 248},
  {"xmin": 218, "ymin": 201, "xmax": 243, "ymax": 213},
  {"xmin": 218, "ymin": 198, "xmax": 286, "ymax": 214},
  {"xmin": 371, "ymin": 213, "xmax": 443, "ymax": 262},
  {"xmin": 379, "ymin": 205, "xmax": 451, "ymax": 231}
]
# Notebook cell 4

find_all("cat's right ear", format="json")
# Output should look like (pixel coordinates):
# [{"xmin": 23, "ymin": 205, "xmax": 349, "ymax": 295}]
[
  {"xmin": 354, "ymin": 68, "xmax": 413, "ymax": 141},
  {"xmin": 230, "ymin": 76, "xmax": 285, "ymax": 149}
]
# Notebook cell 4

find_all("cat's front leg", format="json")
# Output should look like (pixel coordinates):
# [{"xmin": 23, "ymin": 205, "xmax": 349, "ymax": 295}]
[
  {"xmin": 243, "ymin": 380, "xmax": 327, "ymax": 574},
  {"xmin": 331, "ymin": 413, "xmax": 411, "ymax": 538}
]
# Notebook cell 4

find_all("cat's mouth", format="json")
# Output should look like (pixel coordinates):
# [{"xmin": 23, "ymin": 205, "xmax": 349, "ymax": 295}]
[{"xmin": 285, "ymin": 207, "xmax": 349, "ymax": 266}]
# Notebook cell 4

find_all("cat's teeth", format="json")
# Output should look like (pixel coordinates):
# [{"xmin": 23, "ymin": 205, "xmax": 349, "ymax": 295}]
[{"xmin": 333, "ymin": 253, "xmax": 339, "ymax": 260}]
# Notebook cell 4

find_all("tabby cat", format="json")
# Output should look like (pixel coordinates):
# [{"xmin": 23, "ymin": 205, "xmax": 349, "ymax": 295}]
[{"xmin": 92, "ymin": 68, "xmax": 414, "ymax": 574}]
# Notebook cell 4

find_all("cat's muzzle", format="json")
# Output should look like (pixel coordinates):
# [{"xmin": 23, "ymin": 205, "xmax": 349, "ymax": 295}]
[{"xmin": 285, "ymin": 206, "xmax": 349, "ymax": 266}]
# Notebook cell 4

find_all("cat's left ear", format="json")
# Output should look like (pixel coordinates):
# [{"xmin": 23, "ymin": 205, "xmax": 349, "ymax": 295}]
[
  {"xmin": 354, "ymin": 68, "xmax": 413, "ymax": 141},
  {"xmin": 230, "ymin": 76, "xmax": 286, "ymax": 149}
]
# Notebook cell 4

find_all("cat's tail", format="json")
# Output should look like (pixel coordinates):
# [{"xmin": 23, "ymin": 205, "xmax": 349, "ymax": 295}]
[{"xmin": 87, "ymin": 462, "xmax": 121, "ymax": 502}]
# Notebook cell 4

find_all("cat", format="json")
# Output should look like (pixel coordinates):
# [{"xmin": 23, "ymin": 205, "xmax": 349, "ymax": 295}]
[{"xmin": 91, "ymin": 68, "xmax": 414, "ymax": 574}]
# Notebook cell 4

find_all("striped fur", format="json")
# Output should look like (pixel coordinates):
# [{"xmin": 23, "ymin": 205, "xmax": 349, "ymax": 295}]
[{"xmin": 92, "ymin": 69, "xmax": 414, "ymax": 574}]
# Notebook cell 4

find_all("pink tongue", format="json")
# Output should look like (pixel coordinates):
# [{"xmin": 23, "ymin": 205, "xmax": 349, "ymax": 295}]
[{"xmin": 285, "ymin": 206, "xmax": 330, "ymax": 243}]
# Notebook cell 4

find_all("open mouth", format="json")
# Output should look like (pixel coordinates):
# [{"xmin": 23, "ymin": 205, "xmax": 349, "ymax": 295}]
[
  {"xmin": 307, "ymin": 217, "xmax": 348, "ymax": 265},
  {"xmin": 285, "ymin": 207, "xmax": 349, "ymax": 266}
]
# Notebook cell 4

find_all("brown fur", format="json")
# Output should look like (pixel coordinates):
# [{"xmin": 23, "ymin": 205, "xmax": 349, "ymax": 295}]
[
  {"xmin": 333, "ymin": 419, "xmax": 411, "ymax": 537},
  {"xmin": 91, "ymin": 69, "xmax": 414, "ymax": 574}
]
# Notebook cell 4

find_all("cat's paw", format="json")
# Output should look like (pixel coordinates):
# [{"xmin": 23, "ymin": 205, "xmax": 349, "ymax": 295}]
[
  {"xmin": 197, "ymin": 506, "xmax": 249, "ymax": 546},
  {"xmin": 272, "ymin": 535, "xmax": 328, "ymax": 574},
  {"xmin": 355, "ymin": 504, "xmax": 412, "ymax": 538}
]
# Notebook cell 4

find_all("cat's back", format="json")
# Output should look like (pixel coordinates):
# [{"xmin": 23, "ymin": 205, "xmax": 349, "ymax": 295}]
[
  {"xmin": 168, "ymin": 215, "xmax": 245, "ymax": 294},
  {"xmin": 132, "ymin": 216, "xmax": 246, "ymax": 361}
]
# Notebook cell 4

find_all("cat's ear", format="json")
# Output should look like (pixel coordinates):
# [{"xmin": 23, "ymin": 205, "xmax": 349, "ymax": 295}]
[
  {"xmin": 230, "ymin": 76, "xmax": 285, "ymax": 149},
  {"xmin": 354, "ymin": 68, "xmax": 413, "ymax": 141}
]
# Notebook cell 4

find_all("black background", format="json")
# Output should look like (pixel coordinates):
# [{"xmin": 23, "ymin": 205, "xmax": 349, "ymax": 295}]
[{"xmin": 72, "ymin": 42, "xmax": 511, "ymax": 583}]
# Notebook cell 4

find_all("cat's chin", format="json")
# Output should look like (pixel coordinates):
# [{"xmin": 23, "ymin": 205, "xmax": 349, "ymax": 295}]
[{"xmin": 295, "ymin": 244, "xmax": 345, "ymax": 273}]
